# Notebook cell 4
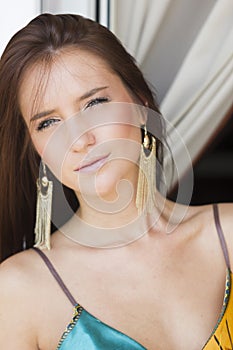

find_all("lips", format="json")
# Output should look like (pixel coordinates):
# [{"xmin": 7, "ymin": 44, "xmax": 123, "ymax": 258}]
[{"xmin": 75, "ymin": 154, "xmax": 110, "ymax": 173}]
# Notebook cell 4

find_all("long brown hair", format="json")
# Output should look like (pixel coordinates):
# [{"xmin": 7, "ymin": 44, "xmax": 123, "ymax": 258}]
[{"xmin": 0, "ymin": 13, "xmax": 164, "ymax": 262}]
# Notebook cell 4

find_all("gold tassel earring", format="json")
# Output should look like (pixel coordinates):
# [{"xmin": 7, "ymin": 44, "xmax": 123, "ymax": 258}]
[
  {"xmin": 136, "ymin": 125, "xmax": 156, "ymax": 214},
  {"xmin": 34, "ymin": 162, "xmax": 53, "ymax": 250}
]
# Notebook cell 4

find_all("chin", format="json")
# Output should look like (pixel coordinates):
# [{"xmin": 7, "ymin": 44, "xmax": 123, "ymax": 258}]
[
  {"xmin": 95, "ymin": 171, "xmax": 135, "ymax": 208},
  {"xmin": 65, "ymin": 163, "xmax": 136, "ymax": 207}
]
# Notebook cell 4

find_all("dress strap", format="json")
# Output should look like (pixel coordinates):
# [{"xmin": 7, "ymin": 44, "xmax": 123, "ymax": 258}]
[
  {"xmin": 32, "ymin": 247, "xmax": 78, "ymax": 306},
  {"xmin": 213, "ymin": 203, "xmax": 231, "ymax": 270}
]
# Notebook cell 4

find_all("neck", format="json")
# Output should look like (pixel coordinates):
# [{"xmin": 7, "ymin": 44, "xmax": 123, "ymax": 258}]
[
  {"xmin": 78, "ymin": 198, "xmax": 139, "ymax": 230},
  {"xmin": 75, "ymin": 175, "xmax": 141, "ymax": 228},
  {"xmin": 59, "ymin": 190, "xmax": 190, "ymax": 249}
]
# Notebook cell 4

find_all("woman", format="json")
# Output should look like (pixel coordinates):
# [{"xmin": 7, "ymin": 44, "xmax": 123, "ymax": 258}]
[{"xmin": 0, "ymin": 13, "xmax": 232, "ymax": 350}]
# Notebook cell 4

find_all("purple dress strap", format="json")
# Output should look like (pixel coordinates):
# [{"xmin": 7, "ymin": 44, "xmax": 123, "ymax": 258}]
[
  {"xmin": 32, "ymin": 247, "xmax": 77, "ymax": 306},
  {"xmin": 213, "ymin": 203, "xmax": 231, "ymax": 270}
]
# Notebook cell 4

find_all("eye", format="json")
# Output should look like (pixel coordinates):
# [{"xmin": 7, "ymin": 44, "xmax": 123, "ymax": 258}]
[
  {"xmin": 36, "ymin": 118, "xmax": 60, "ymax": 131},
  {"xmin": 84, "ymin": 97, "xmax": 109, "ymax": 110}
]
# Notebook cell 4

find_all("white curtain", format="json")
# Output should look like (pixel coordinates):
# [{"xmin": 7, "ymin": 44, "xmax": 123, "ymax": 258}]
[
  {"xmin": 162, "ymin": 0, "xmax": 233, "ymax": 177},
  {"xmin": 41, "ymin": 0, "xmax": 96, "ymax": 19},
  {"xmin": 111, "ymin": 0, "xmax": 233, "ymax": 183},
  {"xmin": 111, "ymin": 0, "xmax": 172, "ymax": 63}
]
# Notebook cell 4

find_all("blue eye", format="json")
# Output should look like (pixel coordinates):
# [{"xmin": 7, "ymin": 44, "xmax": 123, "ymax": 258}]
[
  {"xmin": 85, "ymin": 97, "xmax": 109, "ymax": 109},
  {"xmin": 37, "ymin": 118, "xmax": 60, "ymax": 131}
]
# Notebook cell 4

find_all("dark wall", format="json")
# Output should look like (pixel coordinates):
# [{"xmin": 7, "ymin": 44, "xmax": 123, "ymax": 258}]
[{"xmin": 169, "ymin": 113, "xmax": 233, "ymax": 205}]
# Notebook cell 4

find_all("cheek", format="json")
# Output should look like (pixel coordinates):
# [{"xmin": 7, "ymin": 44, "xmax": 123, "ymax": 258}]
[
  {"xmin": 31, "ymin": 132, "xmax": 53, "ymax": 159},
  {"xmin": 31, "ymin": 131, "xmax": 68, "ymax": 179},
  {"xmin": 31, "ymin": 136, "xmax": 44, "ymax": 156},
  {"xmin": 99, "ymin": 124, "xmax": 141, "ymax": 165},
  {"xmin": 101, "ymin": 124, "xmax": 141, "ymax": 150},
  {"xmin": 98, "ymin": 120, "xmax": 141, "ymax": 140}
]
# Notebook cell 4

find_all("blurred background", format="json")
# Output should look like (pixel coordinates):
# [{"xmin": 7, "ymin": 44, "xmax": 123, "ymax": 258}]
[{"xmin": 1, "ymin": 0, "xmax": 232, "ymax": 205}]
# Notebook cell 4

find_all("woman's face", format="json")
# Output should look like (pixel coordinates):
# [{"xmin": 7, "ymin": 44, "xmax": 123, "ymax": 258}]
[{"xmin": 19, "ymin": 49, "xmax": 144, "ymax": 203}]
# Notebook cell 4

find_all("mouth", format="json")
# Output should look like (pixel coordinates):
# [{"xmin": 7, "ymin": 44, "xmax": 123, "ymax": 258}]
[{"xmin": 75, "ymin": 154, "xmax": 110, "ymax": 173}]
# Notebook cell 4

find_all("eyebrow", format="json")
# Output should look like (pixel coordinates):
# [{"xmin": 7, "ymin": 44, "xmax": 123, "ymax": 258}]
[
  {"xmin": 30, "ymin": 109, "xmax": 55, "ymax": 122},
  {"xmin": 78, "ymin": 86, "xmax": 109, "ymax": 101},
  {"xmin": 30, "ymin": 86, "xmax": 109, "ymax": 122}
]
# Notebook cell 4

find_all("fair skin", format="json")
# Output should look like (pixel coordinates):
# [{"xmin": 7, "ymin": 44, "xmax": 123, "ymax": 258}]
[{"xmin": 0, "ymin": 48, "xmax": 233, "ymax": 350}]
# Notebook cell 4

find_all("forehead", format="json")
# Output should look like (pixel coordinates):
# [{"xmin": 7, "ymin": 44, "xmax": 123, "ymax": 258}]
[
  {"xmin": 22, "ymin": 48, "xmax": 113, "ymax": 85},
  {"xmin": 18, "ymin": 49, "xmax": 116, "ymax": 114}
]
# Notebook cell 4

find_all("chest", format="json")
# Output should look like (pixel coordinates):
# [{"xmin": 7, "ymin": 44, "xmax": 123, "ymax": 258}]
[
  {"xmin": 37, "ymin": 256, "xmax": 226, "ymax": 350},
  {"xmin": 80, "ymin": 268, "xmax": 225, "ymax": 350}
]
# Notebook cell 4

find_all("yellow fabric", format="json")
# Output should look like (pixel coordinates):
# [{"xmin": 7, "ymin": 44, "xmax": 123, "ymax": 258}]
[{"xmin": 204, "ymin": 269, "xmax": 233, "ymax": 349}]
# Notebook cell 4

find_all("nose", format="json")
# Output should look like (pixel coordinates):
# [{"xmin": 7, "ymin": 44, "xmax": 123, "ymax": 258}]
[
  {"xmin": 71, "ymin": 130, "xmax": 96, "ymax": 152},
  {"xmin": 63, "ymin": 115, "xmax": 96, "ymax": 152}
]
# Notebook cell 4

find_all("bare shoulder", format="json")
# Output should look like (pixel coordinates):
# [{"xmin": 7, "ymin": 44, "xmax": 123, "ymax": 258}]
[
  {"xmin": 0, "ymin": 248, "xmax": 41, "ymax": 309},
  {"xmin": 180, "ymin": 201, "xmax": 232, "ymax": 224},
  {"xmin": 216, "ymin": 202, "xmax": 233, "ymax": 266},
  {"xmin": 0, "ymin": 248, "xmax": 39, "ymax": 287},
  {"xmin": 0, "ymin": 249, "xmax": 39, "ymax": 349},
  {"xmin": 217, "ymin": 202, "xmax": 233, "ymax": 225},
  {"xmin": 185, "ymin": 202, "xmax": 233, "ymax": 266}
]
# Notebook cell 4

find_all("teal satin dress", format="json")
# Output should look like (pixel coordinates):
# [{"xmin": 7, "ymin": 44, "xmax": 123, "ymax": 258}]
[{"xmin": 57, "ymin": 305, "xmax": 146, "ymax": 349}]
